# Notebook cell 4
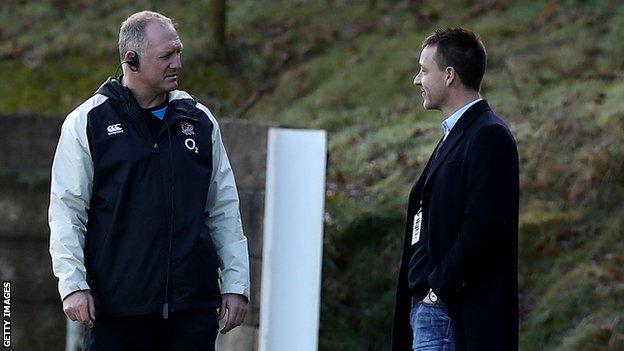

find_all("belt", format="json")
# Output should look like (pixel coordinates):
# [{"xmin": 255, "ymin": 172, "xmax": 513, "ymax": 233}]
[{"xmin": 422, "ymin": 288, "xmax": 445, "ymax": 306}]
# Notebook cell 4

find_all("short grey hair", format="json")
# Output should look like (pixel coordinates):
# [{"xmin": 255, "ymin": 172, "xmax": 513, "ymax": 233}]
[{"xmin": 118, "ymin": 10, "xmax": 175, "ymax": 61}]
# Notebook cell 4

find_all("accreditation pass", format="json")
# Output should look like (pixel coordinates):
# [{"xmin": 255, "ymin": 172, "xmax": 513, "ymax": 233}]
[{"xmin": 411, "ymin": 209, "xmax": 422, "ymax": 245}]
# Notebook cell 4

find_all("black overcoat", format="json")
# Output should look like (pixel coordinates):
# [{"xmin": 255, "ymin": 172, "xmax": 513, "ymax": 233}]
[{"xmin": 391, "ymin": 100, "xmax": 519, "ymax": 351}]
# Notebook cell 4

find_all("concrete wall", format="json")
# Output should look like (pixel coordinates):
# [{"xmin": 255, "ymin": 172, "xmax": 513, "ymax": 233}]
[{"xmin": 0, "ymin": 115, "xmax": 269, "ymax": 350}]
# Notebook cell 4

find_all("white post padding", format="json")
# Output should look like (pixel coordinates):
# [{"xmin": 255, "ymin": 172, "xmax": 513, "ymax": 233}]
[{"xmin": 259, "ymin": 128, "xmax": 327, "ymax": 351}]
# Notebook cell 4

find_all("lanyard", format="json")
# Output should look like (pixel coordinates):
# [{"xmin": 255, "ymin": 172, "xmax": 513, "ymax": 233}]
[{"xmin": 419, "ymin": 134, "xmax": 445, "ymax": 208}]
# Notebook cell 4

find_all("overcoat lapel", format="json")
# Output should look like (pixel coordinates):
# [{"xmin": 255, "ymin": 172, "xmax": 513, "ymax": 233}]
[
  {"xmin": 415, "ymin": 136, "xmax": 444, "ymax": 191},
  {"xmin": 423, "ymin": 100, "xmax": 491, "ymax": 187}
]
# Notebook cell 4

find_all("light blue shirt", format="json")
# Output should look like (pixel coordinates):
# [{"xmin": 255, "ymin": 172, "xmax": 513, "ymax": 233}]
[
  {"xmin": 151, "ymin": 106, "xmax": 167, "ymax": 120},
  {"xmin": 441, "ymin": 98, "xmax": 482, "ymax": 140}
]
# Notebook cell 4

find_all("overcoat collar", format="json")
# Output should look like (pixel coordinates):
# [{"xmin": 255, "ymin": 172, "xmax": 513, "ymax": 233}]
[{"xmin": 424, "ymin": 100, "xmax": 491, "ymax": 186}]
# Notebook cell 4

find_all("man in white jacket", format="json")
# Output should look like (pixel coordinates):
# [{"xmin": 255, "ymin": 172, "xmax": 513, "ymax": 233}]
[{"xmin": 49, "ymin": 11, "xmax": 249, "ymax": 350}]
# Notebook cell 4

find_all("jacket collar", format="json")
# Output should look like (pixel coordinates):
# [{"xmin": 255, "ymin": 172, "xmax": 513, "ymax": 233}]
[
  {"xmin": 424, "ymin": 100, "xmax": 491, "ymax": 185},
  {"xmin": 95, "ymin": 77, "xmax": 199, "ymax": 122},
  {"xmin": 168, "ymin": 98, "xmax": 200, "ymax": 122}
]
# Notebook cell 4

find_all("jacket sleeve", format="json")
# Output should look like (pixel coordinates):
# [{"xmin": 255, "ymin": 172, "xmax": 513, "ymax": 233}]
[
  {"xmin": 199, "ymin": 103, "xmax": 251, "ymax": 301},
  {"xmin": 428, "ymin": 124, "xmax": 519, "ymax": 301},
  {"xmin": 48, "ymin": 109, "xmax": 93, "ymax": 301}
]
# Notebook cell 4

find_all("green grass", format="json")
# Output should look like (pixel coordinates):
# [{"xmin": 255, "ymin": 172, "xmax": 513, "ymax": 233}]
[{"xmin": 3, "ymin": 0, "xmax": 624, "ymax": 349}]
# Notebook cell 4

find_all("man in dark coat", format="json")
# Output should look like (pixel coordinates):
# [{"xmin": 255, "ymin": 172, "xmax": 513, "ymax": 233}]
[{"xmin": 391, "ymin": 28, "xmax": 519, "ymax": 351}]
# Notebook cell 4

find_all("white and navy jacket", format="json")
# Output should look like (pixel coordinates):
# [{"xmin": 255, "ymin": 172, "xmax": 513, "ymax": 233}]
[{"xmin": 49, "ymin": 77, "xmax": 250, "ymax": 317}]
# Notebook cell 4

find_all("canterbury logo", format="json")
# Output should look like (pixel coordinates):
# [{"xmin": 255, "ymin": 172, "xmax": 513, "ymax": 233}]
[{"xmin": 107, "ymin": 124, "xmax": 123, "ymax": 135}]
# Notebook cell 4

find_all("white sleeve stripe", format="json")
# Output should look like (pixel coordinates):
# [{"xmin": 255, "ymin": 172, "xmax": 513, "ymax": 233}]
[
  {"xmin": 195, "ymin": 102, "xmax": 250, "ymax": 300},
  {"xmin": 48, "ymin": 94, "xmax": 105, "ymax": 300}
]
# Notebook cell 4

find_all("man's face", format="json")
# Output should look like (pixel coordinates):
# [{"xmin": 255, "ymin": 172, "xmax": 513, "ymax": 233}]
[
  {"xmin": 137, "ymin": 22, "xmax": 183, "ymax": 94},
  {"xmin": 413, "ymin": 45, "xmax": 448, "ymax": 111}
]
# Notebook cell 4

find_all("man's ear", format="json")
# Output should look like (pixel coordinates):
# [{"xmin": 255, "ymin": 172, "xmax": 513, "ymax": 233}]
[
  {"xmin": 122, "ymin": 50, "xmax": 140, "ymax": 72},
  {"xmin": 445, "ymin": 67, "xmax": 456, "ymax": 87}
]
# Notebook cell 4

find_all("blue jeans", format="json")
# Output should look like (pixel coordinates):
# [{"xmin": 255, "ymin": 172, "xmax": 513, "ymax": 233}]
[{"xmin": 410, "ymin": 298, "xmax": 457, "ymax": 351}]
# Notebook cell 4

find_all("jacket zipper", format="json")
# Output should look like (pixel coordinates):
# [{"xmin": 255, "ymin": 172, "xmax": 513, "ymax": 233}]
[
  {"xmin": 122, "ymin": 95, "xmax": 176, "ymax": 319},
  {"xmin": 160, "ymin": 123, "xmax": 176, "ymax": 319}
]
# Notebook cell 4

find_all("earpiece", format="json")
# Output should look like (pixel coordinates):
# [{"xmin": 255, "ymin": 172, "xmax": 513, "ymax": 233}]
[{"xmin": 121, "ymin": 50, "xmax": 140, "ymax": 71}]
